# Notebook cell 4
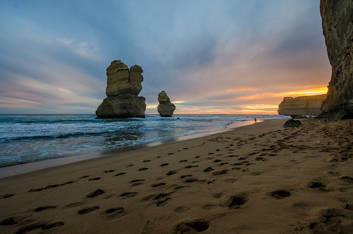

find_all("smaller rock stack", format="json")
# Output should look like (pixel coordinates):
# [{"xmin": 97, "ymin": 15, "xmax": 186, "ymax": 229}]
[
  {"xmin": 96, "ymin": 60, "xmax": 146, "ymax": 118},
  {"xmin": 157, "ymin": 91, "xmax": 176, "ymax": 117}
]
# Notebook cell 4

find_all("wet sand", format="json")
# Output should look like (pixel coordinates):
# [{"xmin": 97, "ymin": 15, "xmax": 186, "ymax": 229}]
[{"xmin": 0, "ymin": 119, "xmax": 352, "ymax": 234}]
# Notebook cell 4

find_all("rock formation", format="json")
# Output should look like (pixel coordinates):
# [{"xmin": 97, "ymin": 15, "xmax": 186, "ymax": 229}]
[
  {"xmin": 283, "ymin": 119, "xmax": 302, "ymax": 128},
  {"xmin": 320, "ymin": 0, "xmax": 353, "ymax": 118},
  {"xmin": 278, "ymin": 94, "xmax": 327, "ymax": 116},
  {"xmin": 96, "ymin": 60, "xmax": 146, "ymax": 118},
  {"xmin": 157, "ymin": 91, "xmax": 176, "ymax": 117}
]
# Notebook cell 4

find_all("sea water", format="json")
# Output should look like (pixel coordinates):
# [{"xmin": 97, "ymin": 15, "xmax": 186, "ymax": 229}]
[{"xmin": 0, "ymin": 114, "xmax": 284, "ymax": 167}]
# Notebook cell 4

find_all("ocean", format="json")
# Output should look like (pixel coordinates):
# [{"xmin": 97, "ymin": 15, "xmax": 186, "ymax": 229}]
[{"xmin": 0, "ymin": 114, "xmax": 284, "ymax": 167}]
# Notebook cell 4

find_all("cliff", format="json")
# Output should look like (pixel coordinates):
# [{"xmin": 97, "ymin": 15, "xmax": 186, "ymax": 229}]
[
  {"xmin": 320, "ymin": 0, "xmax": 353, "ymax": 118},
  {"xmin": 96, "ymin": 60, "xmax": 146, "ymax": 118},
  {"xmin": 278, "ymin": 94, "xmax": 327, "ymax": 116}
]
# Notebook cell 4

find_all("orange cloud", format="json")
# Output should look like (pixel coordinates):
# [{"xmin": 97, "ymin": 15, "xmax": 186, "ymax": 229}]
[{"xmin": 235, "ymin": 86, "xmax": 328, "ymax": 101}]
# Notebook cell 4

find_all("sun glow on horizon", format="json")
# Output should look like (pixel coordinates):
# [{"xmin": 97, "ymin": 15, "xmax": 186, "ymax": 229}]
[
  {"xmin": 145, "ymin": 86, "xmax": 328, "ymax": 115},
  {"xmin": 283, "ymin": 87, "xmax": 328, "ymax": 97}
]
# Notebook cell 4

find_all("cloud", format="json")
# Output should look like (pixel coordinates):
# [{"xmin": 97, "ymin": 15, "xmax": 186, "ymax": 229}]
[
  {"xmin": 0, "ymin": 0, "xmax": 330, "ymax": 114},
  {"xmin": 56, "ymin": 38, "xmax": 101, "ymax": 61}
]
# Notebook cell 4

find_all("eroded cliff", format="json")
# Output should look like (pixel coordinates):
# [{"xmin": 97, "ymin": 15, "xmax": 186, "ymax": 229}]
[
  {"xmin": 320, "ymin": 0, "xmax": 353, "ymax": 118},
  {"xmin": 278, "ymin": 94, "xmax": 327, "ymax": 116}
]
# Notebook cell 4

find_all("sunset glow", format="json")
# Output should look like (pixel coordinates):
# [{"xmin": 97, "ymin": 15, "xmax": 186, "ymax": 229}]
[
  {"xmin": 0, "ymin": 1, "xmax": 330, "ymax": 114},
  {"xmin": 283, "ymin": 87, "xmax": 328, "ymax": 96}
]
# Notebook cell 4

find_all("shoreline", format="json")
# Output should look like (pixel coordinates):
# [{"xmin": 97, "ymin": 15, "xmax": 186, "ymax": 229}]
[
  {"xmin": 1, "ymin": 118, "xmax": 352, "ymax": 233},
  {"xmin": 0, "ymin": 119, "xmax": 259, "ymax": 179}
]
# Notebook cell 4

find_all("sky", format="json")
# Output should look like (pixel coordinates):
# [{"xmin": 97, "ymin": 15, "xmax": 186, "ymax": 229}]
[{"xmin": 0, "ymin": 0, "xmax": 331, "ymax": 114}]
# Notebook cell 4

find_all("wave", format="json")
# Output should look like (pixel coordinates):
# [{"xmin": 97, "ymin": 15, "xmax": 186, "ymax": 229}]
[{"xmin": 0, "ymin": 130, "xmax": 125, "ymax": 143}]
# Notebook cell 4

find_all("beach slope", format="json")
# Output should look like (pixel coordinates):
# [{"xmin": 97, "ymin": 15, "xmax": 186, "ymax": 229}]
[{"xmin": 0, "ymin": 119, "xmax": 352, "ymax": 233}]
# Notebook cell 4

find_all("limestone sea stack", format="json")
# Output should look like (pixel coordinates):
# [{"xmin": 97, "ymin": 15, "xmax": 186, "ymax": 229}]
[
  {"xmin": 96, "ymin": 60, "xmax": 146, "ymax": 118},
  {"xmin": 157, "ymin": 91, "xmax": 176, "ymax": 117},
  {"xmin": 320, "ymin": 0, "xmax": 353, "ymax": 118},
  {"xmin": 278, "ymin": 94, "xmax": 327, "ymax": 117}
]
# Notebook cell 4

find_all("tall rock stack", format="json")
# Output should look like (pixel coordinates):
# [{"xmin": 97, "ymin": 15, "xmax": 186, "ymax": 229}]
[
  {"xmin": 96, "ymin": 60, "xmax": 146, "ymax": 118},
  {"xmin": 320, "ymin": 0, "xmax": 353, "ymax": 118},
  {"xmin": 157, "ymin": 91, "xmax": 176, "ymax": 117}
]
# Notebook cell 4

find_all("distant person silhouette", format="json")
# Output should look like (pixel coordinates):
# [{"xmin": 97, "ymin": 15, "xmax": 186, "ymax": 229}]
[{"xmin": 254, "ymin": 118, "xmax": 257, "ymax": 123}]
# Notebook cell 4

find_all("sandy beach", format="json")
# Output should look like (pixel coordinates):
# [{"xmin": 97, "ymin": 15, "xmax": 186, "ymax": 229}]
[{"xmin": 0, "ymin": 119, "xmax": 352, "ymax": 234}]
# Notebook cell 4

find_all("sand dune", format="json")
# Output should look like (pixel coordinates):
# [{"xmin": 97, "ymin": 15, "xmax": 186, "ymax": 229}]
[{"xmin": 0, "ymin": 119, "xmax": 352, "ymax": 234}]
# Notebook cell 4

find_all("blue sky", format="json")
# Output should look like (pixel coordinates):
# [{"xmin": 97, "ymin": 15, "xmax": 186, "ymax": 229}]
[{"xmin": 0, "ymin": 0, "xmax": 330, "ymax": 114}]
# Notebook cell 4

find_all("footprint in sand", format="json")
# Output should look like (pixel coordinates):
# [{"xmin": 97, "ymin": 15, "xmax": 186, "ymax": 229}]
[
  {"xmin": 270, "ymin": 190, "xmax": 291, "ymax": 199},
  {"xmin": 120, "ymin": 192, "xmax": 138, "ymax": 199},
  {"xmin": 88, "ymin": 177, "xmax": 101, "ymax": 181},
  {"xmin": 86, "ymin": 189, "xmax": 105, "ymax": 198},
  {"xmin": 138, "ymin": 167, "xmax": 149, "ymax": 171},
  {"xmin": 104, "ymin": 169, "xmax": 115, "ymax": 173},
  {"xmin": 174, "ymin": 206, "xmax": 190, "ymax": 213},
  {"xmin": 179, "ymin": 160, "xmax": 188, "ymax": 163},
  {"xmin": 255, "ymin": 156, "xmax": 266, "ymax": 161},
  {"xmin": 160, "ymin": 163, "xmax": 169, "ymax": 167},
  {"xmin": 212, "ymin": 169, "xmax": 228, "ymax": 176},
  {"xmin": 115, "ymin": 172, "xmax": 126, "ymax": 177},
  {"xmin": 15, "ymin": 222, "xmax": 65, "ymax": 234},
  {"xmin": 345, "ymin": 204, "xmax": 353, "ymax": 210},
  {"xmin": 78, "ymin": 206, "xmax": 100, "ymax": 215},
  {"xmin": 28, "ymin": 181, "xmax": 74, "ymax": 192},
  {"xmin": 65, "ymin": 202, "xmax": 84, "ymax": 208},
  {"xmin": 154, "ymin": 193, "xmax": 171, "ymax": 206},
  {"xmin": 142, "ymin": 193, "xmax": 171, "ymax": 206},
  {"xmin": 129, "ymin": 179, "xmax": 145, "ymax": 186},
  {"xmin": 203, "ymin": 167, "xmax": 214, "ymax": 172},
  {"xmin": 0, "ymin": 194, "xmax": 14, "ymax": 199},
  {"xmin": 185, "ymin": 165, "xmax": 198, "ymax": 169},
  {"xmin": 0, "ymin": 217, "xmax": 18, "ymax": 226},
  {"xmin": 151, "ymin": 182, "xmax": 166, "ymax": 188},
  {"xmin": 202, "ymin": 204, "xmax": 218, "ymax": 210},
  {"xmin": 227, "ymin": 194, "xmax": 247, "ymax": 209},
  {"xmin": 340, "ymin": 176, "xmax": 353, "ymax": 183},
  {"xmin": 104, "ymin": 207, "xmax": 126, "ymax": 219},
  {"xmin": 308, "ymin": 181, "xmax": 327, "ymax": 191},
  {"xmin": 183, "ymin": 177, "xmax": 198, "ymax": 183},
  {"xmin": 143, "ymin": 160, "xmax": 151, "ymax": 163},
  {"xmin": 34, "ymin": 206, "xmax": 57, "ymax": 212},
  {"xmin": 309, "ymin": 208, "xmax": 353, "ymax": 233},
  {"xmin": 174, "ymin": 220, "xmax": 209, "ymax": 233},
  {"xmin": 166, "ymin": 170, "xmax": 177, "ymax": 176}
]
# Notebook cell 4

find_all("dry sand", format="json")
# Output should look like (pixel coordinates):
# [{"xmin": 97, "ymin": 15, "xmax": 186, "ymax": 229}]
[{"xmin": 0, "ymin": 119, "xmax": 352, "ymax": 234}]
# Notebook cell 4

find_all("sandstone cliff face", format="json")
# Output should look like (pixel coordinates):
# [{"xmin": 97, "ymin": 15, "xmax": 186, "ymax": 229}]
[
  {"xmin": 278, "ymin": 94, "xmax": 327, "ymax": 116},
  {"xmin": 157, "ymin": 91, "xmax": 176, "ymax": 117},
  {"xmin": 96, "ymin": 60, "xmax": 146, "ymax": 118},
  {"xmin": 320, "ymin": 0, "xmax": 353, "ymax": 118}
]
